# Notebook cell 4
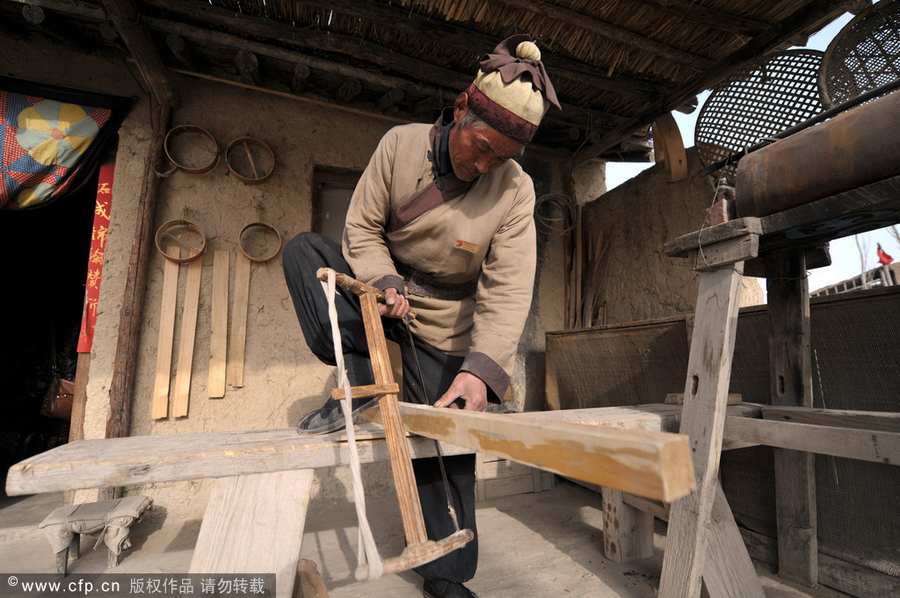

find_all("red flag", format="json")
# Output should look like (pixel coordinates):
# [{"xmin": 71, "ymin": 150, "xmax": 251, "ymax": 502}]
[{"xmin": 877, "ymin": 243, "xmax": 893, "ymax": 266}]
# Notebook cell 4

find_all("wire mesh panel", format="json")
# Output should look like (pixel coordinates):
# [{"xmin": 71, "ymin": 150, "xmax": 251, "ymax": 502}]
[
  {"xmin": 820, "ymin": 0, "xmax": 900, "ymax": 107},
  {"xmin": 695, "ymin": 49, "xmax": 825, "ymax": 180}
]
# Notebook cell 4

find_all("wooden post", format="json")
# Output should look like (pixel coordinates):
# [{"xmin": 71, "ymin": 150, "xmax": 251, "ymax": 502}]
[
  {"xmin": 601, "ymin": 488, "xmax": 654, "ymax": 562},
  {"xmin": 100, "ymin": 0, "xmax": 176, "ymax": 106},
  {"xmin": 99, "ymin": 0, "xmax": 176, "ymax": 499},
  {"xmin": 659, "ymin": 243, "xmax": 762, "ymax": 597},
  {"xmin": 359, "ymin": 292, "xmax": 428, "ymax": 546},
  {"xmin": 765, "ymin": 248, "xmax": 818, "ymax": 586},
  {"xmin": 102, "ymin": 102, "xmax": 171, "ymax": 500}
]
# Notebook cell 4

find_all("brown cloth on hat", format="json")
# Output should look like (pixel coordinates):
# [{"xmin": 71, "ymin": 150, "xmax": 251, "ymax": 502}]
[{"xmin": 478, "ymin": 34, "xmax": 561, "ymax": 110}]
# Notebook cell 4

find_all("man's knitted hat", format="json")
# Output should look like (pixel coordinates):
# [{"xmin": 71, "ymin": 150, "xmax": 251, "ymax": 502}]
[{"xmin": 466, "ymin": 34, "xmax": 560, "ymax": 144}]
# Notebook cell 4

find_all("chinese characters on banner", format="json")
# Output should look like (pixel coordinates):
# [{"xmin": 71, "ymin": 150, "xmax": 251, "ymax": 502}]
[{"xmin": 77, "ymin": 161, "xmax": 114, "ymax": 353}]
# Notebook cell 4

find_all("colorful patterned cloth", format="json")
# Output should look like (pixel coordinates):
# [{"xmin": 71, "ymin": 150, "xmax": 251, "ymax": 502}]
[{"xmin": 1, "ymin": 91, "xmax": 111, "ymax": 209}]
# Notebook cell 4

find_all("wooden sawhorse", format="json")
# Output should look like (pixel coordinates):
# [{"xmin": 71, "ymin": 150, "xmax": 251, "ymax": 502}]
[{"xmin": 656, "ymin": 173, "xmax": 900, "ymax": 597}]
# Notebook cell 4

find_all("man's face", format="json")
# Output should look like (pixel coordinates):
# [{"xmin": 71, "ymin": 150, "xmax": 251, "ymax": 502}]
[{"xmin": 449, "ymin": 96, "xmax": 525, "ymax": 182}]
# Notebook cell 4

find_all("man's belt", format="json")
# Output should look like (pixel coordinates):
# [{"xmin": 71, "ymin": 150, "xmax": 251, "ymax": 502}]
[{"xmin": 395, "ymin": 261, "xmax": 478, "ymax": 301}]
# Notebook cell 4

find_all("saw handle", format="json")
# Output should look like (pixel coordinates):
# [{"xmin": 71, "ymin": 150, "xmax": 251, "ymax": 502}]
[{"xmin": 316, "ymin": 268, "xmax": 417, "ymax": 320}]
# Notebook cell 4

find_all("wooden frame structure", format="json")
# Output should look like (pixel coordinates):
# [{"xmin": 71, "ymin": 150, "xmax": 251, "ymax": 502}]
[
  {"xmin": 5, "ymin": 0, "xmax": 857, "ymax": 159},
  {"xmin": 7, "ymin": 270, "xmax": 697, "ymax": 596},
  {"xmin": 607, "ymin": 173, "xmax": 900, "ymax": 597}
]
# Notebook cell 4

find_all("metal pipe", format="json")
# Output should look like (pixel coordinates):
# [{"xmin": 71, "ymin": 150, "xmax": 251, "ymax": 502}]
[
  {"xmin": 734, "ymin": 87, "xmax": 900, "ymax": 217},
  {"xmin": 703, "ymin": 78, "xmax": 900, "ymax": 176}
]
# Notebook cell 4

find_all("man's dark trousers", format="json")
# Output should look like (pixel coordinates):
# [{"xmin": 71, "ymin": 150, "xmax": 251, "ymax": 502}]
[{"xmin": 282, "ymin": 232, "xmax": 478, "ymax": 583}]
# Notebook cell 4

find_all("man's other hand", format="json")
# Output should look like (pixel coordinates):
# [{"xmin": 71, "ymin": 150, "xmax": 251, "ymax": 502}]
[
  {"xmin": 434, "ymin": 372, "xmax": 488, "ymax": 412},
  {"xmin": 378, "ymin": 288, "xmax": 410, "ymax": 319}
]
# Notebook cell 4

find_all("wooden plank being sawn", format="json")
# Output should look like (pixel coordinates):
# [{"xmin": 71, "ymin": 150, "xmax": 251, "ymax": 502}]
[{"xmin": 395, "ymin": 403, "xmax": 695, "ymax": 502}]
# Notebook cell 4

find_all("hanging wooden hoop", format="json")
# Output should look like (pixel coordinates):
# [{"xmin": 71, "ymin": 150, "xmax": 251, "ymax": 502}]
[
  {"xmin": 154, "ymin": 219, "xmax": 207, "ymax": 263},
  {"xmin": 226, "ymin": 137, "xmax": 276, "ymax": 184},
  {"xmin": 238, "ymin": 222, "xmax": 282, "ymax": 262},
  {"xmin": 163, "ymin": 125, "xmax": 220, "ymax": 174}
]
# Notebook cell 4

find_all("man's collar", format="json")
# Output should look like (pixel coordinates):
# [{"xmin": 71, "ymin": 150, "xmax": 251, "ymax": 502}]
[
  {"xmin": 426, "ymin": 107, "xmax": 477, "ymax": 198},
  {"xmin": 435, "ymin": 108, "xmax": 454, "ymax": 178}
]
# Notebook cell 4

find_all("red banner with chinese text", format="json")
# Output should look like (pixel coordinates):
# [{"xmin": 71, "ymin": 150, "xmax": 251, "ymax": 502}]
[{"xmin": 76, "ymin": 161, "xmax": 114, "ymax": 353}]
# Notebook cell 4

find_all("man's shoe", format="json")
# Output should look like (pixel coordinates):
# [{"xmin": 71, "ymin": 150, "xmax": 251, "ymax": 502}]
[
  {"xmin": 296, "ymin": 396, "xmax": 379, "ymax": 435},
  {"xmin": 423, "ymin": 579, "xmax": 479, "ymax": 598}
]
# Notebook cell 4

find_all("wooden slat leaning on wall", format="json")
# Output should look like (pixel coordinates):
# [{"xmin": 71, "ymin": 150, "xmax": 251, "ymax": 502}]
[
  {"xmin": 172, "ymin": 256, "xmax": 202, "ymax": 418},
  {"xmin": 226, "ymin": 251, "xmax": 251, "ymax": 388},
  {"xmin": 208, "ymin": 249, "xmax": 229, "ymax": 399},
  {"xmin": 151, "ymin": 246, "xmax": 180, "ymax": 420}
]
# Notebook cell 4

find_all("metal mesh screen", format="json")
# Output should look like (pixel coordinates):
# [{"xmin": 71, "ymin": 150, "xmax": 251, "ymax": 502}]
[
  {"xmin": 695, "ymin": 49, "xmax": 825, "ymax": 180},
  {"xmin": 820, "ymin": 0, "xmax": 900, "ymax": 107}
]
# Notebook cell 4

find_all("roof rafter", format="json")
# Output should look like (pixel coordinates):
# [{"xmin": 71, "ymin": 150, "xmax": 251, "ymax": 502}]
[
  {"xmin": 245, "ymin": 0, "xmax": 670, "ymax": 97},
  {"xmin": 139, "ymin": 1, "xmax": 633, "ymax": 121},
  {"xmin": 495, "ymin": 0, "xmax": 715, "ymax": 70},
  {"xmin": 100, "ymin": 0, "xmax": 175, "ymax": 105},
  {"xmin": 141, "ymin": 17, "xmax": 626, "ymax": 130},
  {"xmin": 640, "ymin": 0, "xmax": 770, "ymax": 37}
]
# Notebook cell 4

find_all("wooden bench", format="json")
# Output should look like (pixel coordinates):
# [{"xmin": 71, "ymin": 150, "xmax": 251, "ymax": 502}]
[{"xmin": 7, "ymin": 409, "xmax": 699, "ymax": 596}]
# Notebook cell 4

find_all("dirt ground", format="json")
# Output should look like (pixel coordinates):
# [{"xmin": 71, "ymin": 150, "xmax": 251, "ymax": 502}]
[{"xmin": 0, "ymin": 481, "xmax": 838, "ymax": 597}]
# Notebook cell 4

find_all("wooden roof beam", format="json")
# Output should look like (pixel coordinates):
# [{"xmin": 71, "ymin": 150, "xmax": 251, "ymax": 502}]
[
  {"xmin": 640, "ymin": 0, "xmax": 770, "ymax": 37},
  {"xmin": 100, "ymin": 0, "xmax": 175, "ymax": 105},
  {"xmin": 7, "ymin": 0, "xmax": 105, "ymax": 21},
  {"xmin": 143, "ymin": 17, "xmax": 626, "ymax": 131},
  {"xmin": 495, "ymin": 0, "xmax": 714, "ymax": 70},
  {"xmin": 140, "ymin": 0, "xmax": 473, "ymax": 93},
  {"xmin": 139, "ymin": 0, "xmax": 667, "ymax": 99},
  {"xmin": 21, "ymin": 0, "xmax": 670, "ymax": 100},
  {"xmin": 143, "ymin": 17, "xmax": 439, "ymax": 98}
]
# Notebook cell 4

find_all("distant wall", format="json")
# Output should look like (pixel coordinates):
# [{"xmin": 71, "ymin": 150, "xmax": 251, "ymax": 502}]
[{"xmin": 580, "ymin": 149, "xmax": 762, "ymax": 326}]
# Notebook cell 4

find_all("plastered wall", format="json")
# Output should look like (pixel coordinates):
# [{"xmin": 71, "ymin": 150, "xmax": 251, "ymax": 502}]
[{"xmin": 581, "ymin": 150, "xmax": 763, "ymax": 326}]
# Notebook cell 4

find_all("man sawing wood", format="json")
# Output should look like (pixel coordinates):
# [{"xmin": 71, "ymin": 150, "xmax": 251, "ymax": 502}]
[{"xmin": 281, "ymin": 35, "xmax": 559, "ymax": 598}]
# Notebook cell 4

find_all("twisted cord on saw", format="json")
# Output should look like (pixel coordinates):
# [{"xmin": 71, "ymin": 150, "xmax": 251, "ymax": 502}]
[{"xmin": 321, "ymin": 271, "xmax": 384, "ymax": 580}]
